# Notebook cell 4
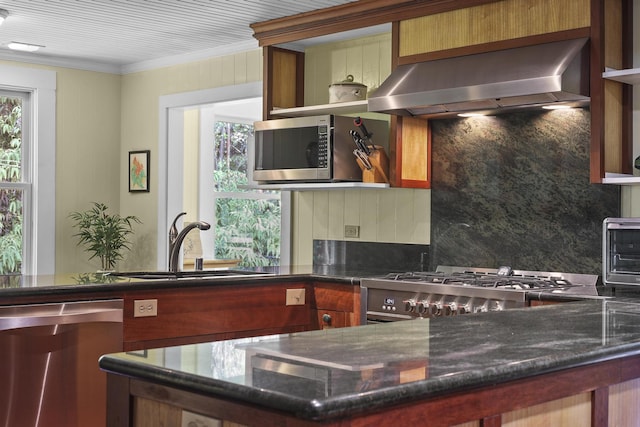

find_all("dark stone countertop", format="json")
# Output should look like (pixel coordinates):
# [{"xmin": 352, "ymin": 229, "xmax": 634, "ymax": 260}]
[
  {"xmin": 99, "ymin": 298, "xmax": 640, "ymax": 421},
  {"xmin": 0, "ymin": 265, "xmax": 381, "ymax": 301}
]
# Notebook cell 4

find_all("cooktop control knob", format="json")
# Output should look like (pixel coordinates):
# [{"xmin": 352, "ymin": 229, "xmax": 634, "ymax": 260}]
[
  {"xmin": 449, "ymin": 302, "xmax": 465, "ymax": 315},
  {"xmin": 441, "ymin": 303, "xmax": 453, "ymax": 316},
  {"xmin": 432, "ymin": 302, "xmax": 443, "ymax": 316},
  {"xmin": 404, "ymin": 299, "xmax": 417, "ymax": 313},
  {"xmin": 417, "ymin": 301, "xmax": 428, "ymax": 314},
  {"xmin": 490, "ymin": 300, "xmax": 505, "ymax": 311}
]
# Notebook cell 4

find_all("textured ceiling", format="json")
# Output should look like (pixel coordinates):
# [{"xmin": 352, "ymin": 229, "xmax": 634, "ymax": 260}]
[{"xmin": 0, "ymin": 0, "xmax": 357, "ymax": 73}]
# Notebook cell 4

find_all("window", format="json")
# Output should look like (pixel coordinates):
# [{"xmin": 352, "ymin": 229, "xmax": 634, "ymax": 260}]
[
  {"xmin": 0, "ymin": 65, "xmax": 56, "ymax": 275},
  {"xmin": 0, "ymin": 91, "xmax": 29, "ymax": 273},
  {"xmin": 210, "ymin": 116, "xmax": 281, "ymax": 267},
  {"xmin": 196, "ymin": 98, "xmax": 283, "ymax": 267}
]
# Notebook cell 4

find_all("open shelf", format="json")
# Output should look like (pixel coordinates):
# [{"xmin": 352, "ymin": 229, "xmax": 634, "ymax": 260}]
[
  {"xmin": 245, "ymin": 182, "xmax": 390, "ymax": 190},
  {"xmin": 602, "ymin": 68, "xmax": 640, "ymax": 85},
  {"xmin": 601, "ymin": 173, "xmax": 640, "ymax": 185},
  {"xmin": 270, "ymin": 100, "xmax": 368, "ymax": 118}
]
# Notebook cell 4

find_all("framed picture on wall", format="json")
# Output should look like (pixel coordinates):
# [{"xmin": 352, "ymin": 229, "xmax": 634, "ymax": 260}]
[{"xmin": 129, "ymin": 150, "xmax": 150, "ymax": 192}]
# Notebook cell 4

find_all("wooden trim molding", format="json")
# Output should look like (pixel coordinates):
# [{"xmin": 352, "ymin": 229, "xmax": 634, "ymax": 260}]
[
  {"xmin": 621, "ymin": 0, "xmax": 633, "ymax": 175},
  {"xmin": 589, "ymin": 0, "xmax": 605, "ymax": 183},
  {"xmin": 262, "ymin": 46, "xmax": 273, "ymax": 120},
  {"xmin": 592, "ymin": 387, "xmax": 609, "ymax": 427},
  {"xmin": 250, "ymin": 0, "xmax": 503, "ymax": 47}
]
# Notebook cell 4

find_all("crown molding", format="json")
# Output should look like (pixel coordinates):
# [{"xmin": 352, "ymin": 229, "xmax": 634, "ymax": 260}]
[
  {"xmin": 0, "ymin": 39, "xmax": 260, "ymax": 75},
  {"xmin": 0, "ymin": 50, "xmax": 122, "ymax": 74},
  {"xmin": 120, "ymin": 40, "xmax": 259, "ymax": 74}
]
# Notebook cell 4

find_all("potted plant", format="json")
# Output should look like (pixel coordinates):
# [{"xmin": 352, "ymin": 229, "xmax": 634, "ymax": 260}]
[{"xmin": 69, "ymin": 202, "xmax": 141, "ymax": 271}]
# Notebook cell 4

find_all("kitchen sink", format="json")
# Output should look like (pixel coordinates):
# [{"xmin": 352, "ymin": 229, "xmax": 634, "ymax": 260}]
[{"xmin": 110, "ymin": 269, "xmax": 273, "ymax": 280}]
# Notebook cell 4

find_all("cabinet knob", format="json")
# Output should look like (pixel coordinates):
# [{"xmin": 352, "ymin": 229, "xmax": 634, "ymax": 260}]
[{"xmin": 322, "ymin": 313, "xmax": 332, "ymax": 324}]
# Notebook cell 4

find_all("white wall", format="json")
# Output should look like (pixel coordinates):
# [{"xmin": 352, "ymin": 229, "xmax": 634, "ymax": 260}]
[
  {"xmin": 291, "ymin": 32, "xmax": 431, "ymax": 265},
  {"xmin": 119, "ymin": 50, "xmax": 263, "ymax": 271},
  {"xmin": 0, "ymin": 60, "xmax": 122, "ymax": 273}
]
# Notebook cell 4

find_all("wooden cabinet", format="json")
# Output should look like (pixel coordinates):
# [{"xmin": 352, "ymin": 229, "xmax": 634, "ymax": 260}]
[
  {"xmin": 590, "ymin": 0, "xmax": 633, "ymax": 183},
  {"xmin": 396, "ymin": 0, "xmax": 590, "ymax": 58},
  {"xmin": 107, "ymin": 353, "xmax": 640, "ymax": 427},
  {"xmin": 391, "ymin": 116, "xmax": 430, "ymax": 188},
  {"xmin": 121, "ymin": 280, "xmax": 361, "ymax": 350},
  {"xmin": 311, "ymin": 281, "xmax": 361, "ymax": 330},
  {"xmin": 122, "ymin": 282, "xmax": 312, "ymax": 351},
  {"xmin": 1, "ymin": 278, "xmax": 361, "ymax": 352},
  {"xmin": 252, "ymin": 0, "xmax": 633, "ymax": 185},
  {"xmin": 263, "ymin": 46, "xmax": 304, "ymax": 120},
  {"xmin": 601, "ymin": 66, "xmax": 640, "ymax": 184}
]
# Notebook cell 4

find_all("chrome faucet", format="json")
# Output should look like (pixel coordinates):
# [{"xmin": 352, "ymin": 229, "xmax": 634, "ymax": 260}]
[{"xmin": 168, "ymin": 212, "xmax": 211, "ymax": 272}]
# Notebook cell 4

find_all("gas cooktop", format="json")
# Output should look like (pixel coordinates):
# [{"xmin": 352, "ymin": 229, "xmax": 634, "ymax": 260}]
[
  {"xmin": 361, "ymin": 266, "xmax": 600, "ymax": 322},
  {"xmin": 379, "ymin": 266, "xmax": 599, "ymax": 293}
]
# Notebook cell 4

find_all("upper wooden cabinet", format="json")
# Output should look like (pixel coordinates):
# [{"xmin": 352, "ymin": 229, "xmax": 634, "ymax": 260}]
[
  {"xmin": 263, "ymin": 47, "xmax": 304, "ymax": 120},
  {"xmin": 251, "ymin": 0, "xmax": 632, "ymax": 185},
  {"xmin": 397, "ymin": 0, "xmax": 590, "ymax": 59}
]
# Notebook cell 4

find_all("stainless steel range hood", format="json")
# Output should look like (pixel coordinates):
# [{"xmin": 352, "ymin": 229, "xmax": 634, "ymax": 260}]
[{"xmin": 367, "ymin": 38, "xmax": 590, "ymax": 117}]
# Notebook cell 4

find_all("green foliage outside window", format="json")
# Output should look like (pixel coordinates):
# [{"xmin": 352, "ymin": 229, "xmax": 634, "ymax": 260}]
[
  {"xmin": 0, "ymin": 96, "xmax": 23, "ymax": 274},
  {"xmin": 212, "ymin": 121, "xmax": 280, "ymax": 267}
]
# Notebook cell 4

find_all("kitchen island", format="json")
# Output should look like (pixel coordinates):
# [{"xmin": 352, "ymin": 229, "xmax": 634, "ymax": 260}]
[
  {"xmin": 0, "ymin": 265, "xmax": 369, "ymax": 351},
  {"xmin": 100, "ymin": 298, "xmax": 640, "ymax": 427}
]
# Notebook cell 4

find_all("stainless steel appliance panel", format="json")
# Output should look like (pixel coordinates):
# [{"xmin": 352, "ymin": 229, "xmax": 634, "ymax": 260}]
[
  {"xmin": 603, "ymin": 217, "xmax": 640, "ymax": 286},
  {"xmin": 0, "ymin": 299, "xmax": 123, "ymax": 427}
]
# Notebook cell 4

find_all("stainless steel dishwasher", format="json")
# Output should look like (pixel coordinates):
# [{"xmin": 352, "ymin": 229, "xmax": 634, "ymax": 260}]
[{"xmin": 0, "ymin": 299, "xmax": 123, "ymax": 427}]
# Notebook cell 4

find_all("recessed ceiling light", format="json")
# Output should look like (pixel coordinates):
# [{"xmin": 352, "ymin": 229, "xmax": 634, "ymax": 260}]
[
  {"xmin": 8, "ymin": 42, "xmax": 43, "ymax": 52},
  {"xmin": 542, "ymin": 104, "xmax": 572, "ymax": 110},
  {"xmin": 0, "ymin": 9, "xmax": 8, "ymax": 25},
  {"xmin": 458, "ymin": 112, "xmax": 486, "ymax": 118}
]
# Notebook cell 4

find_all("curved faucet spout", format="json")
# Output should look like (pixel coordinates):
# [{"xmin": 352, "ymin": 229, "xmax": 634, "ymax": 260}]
[{"xmin": 168, "ymin": 213, "xmax": 211, "ymax": 272}]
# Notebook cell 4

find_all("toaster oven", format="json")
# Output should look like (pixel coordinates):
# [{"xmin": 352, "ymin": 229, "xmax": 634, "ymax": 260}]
[{"xmin": 603, "ymin": 217, "xmax": 640, "ymax": 286}]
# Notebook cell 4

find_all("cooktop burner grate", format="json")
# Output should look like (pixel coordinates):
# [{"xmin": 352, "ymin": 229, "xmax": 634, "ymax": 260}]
[{"xmin": 380, "ymin": 270, "xmax": 576, "ymax": 290}]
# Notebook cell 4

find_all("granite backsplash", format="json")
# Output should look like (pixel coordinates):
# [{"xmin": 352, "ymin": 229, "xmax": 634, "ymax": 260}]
[
  {"xmin": 313, "ymin": 240, "xmax": 429, "ymax": 273},
  {"xmin": 429, "ymin": 108, "xmax": 619, "ymax": 275}
]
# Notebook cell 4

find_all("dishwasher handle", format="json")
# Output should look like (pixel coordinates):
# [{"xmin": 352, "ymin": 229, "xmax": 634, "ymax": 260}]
[{"xmin": 0, "ymin": 299, "xmax": 123, "ymax": 332}]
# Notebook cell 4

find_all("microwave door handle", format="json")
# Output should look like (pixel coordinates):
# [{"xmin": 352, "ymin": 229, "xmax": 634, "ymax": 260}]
[
  {"xmin": 607, "ymin": 224, "xmax": 640, "ymax": 230},
  {"xmin": 614, "ymin": 254, "xmax": 640, "ymax": 262}
]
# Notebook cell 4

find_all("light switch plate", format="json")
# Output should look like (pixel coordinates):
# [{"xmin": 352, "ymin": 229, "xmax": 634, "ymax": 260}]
[
  {"xmin": 133, "ymin": 299, "xmax": 158, "ymax": 317},
  {"xmin": 286, "ymin": 288, "xmax": 305, "ymax": 305},
  {"xmin": 344, "ymin": 225, "xmax": 360, "ymax": 238}
]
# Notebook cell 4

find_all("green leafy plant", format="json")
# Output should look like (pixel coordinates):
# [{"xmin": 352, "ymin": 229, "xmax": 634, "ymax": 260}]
[
  {"xmin": 69, "ymin": 202, "xmax": 141, "ymax": 271},
  {"xmin": 0, "ymin": 96, "xmax": 23, "ymax": 274},
  {"xmin": 213, "ymin": 168, "xmax": 280, "ymax": 267}
]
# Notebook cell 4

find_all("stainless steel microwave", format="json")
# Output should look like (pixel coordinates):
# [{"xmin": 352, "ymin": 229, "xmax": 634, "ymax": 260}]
[
  {"xmin": 603, "ymin": 217, "xmax": 640, "ymax": 286},
  {"xmin": 253, "ymin": 115, "xmax": 389, "ymax": 183}
]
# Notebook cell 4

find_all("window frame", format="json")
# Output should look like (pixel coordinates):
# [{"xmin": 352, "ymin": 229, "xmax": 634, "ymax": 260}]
[
  {"xmin": 158, "ymin": 82, "xmax": 290, "ymax": 270},
  {"xmin": 0, "ymin": 65, "xmax": 56, "ymax": 275}
]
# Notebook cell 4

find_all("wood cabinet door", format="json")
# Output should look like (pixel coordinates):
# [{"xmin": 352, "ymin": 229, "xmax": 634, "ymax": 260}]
[
  {"xmin": 314, "ymin": 309, "xmax": 347, "ymax": 329},
  {"xmin": 392, "ymin": 116, "xmax": 430, "ymax": 189},
  {"xmin": 312, "ymin": 282, "xmax": 361, "ymax": 329}
]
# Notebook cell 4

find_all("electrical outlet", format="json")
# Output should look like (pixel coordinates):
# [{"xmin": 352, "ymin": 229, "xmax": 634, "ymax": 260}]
[
  {"xmin": 344, "ymin": 225, "xmax": 360, "ymax": 238},
  {"xmin": 181, "ymin": 410, "xmax": 221, "ymax": 427},
  {"xmin": 286, "ymin": 288, "xmax": 305, "ymax": 306},
  {"xmin": 133, "ymin": 299, "xmax": 158, "ymax": 317}
]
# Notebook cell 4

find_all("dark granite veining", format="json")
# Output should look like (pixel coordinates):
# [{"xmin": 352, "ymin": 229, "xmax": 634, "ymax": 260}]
[
  {"xmin": 430, "ymin": 109, "xmax": 619, "ymax": 275},
  {"xmin": 313, "ymin": 240, "xmax": 429, "ymax": 273},
  {"xmin": 100, "ymin": 298, "xmax": 640, "ymax": 421}
]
